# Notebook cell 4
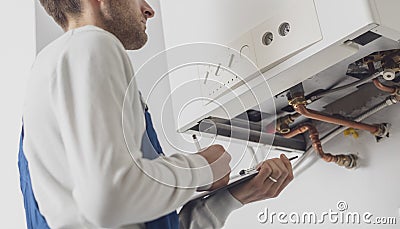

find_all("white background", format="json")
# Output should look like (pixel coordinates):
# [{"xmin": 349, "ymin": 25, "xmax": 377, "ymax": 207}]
[{"xmin": 0, "ymin": 1, "xmax": 35, "ymax": 228}]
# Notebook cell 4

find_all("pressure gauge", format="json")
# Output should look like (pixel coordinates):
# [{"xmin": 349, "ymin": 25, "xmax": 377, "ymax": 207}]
[
  {"xmin": 279, "ymin": 22, "xmax": 291, "ymax": 37},
  {"xmin": 262, "ymin": 32, "xmax": 274, "ymax": 46}
]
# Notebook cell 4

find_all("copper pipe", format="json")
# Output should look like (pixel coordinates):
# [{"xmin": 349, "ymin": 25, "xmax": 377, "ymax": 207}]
[
  {"xmin": 283, "ymin": 123, "xmax": 357, "ymax": 169},
  {"xmin": 294, "ymin": 104, "xmax": 380, "ymax": 135},
  {"xmin": 282, "ymin": 124, "xmax": 310, "ymax": 138},
  {"xmin": 372, "ymin": 79, "xmax": 397, "ymax": 94}
]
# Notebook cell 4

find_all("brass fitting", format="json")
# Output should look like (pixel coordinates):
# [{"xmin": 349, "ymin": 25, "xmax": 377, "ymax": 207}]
[
  {"xmin": 276, "ymin": 113, "xmax": 301, "ymax": 134},
  {"xmin": 288, "ymin": 96, "xmax": 307, "ymax": 108},
  {"xmin": 335, "ymin": 154, "xmax": 358, "ymax": 169}
]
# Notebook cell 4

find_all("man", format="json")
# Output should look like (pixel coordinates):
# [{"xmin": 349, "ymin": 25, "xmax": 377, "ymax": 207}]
[{"xmin": 19, "ymin": 0, "xmax": 294, "ymax": 228}]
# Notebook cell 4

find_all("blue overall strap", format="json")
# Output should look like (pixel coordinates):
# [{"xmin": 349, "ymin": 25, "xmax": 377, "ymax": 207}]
[
  {"xmin": 144, "ymin": 109, "xmax": 179, "ymax": 229},
  {"xmin": 18, "ymin": 125, "xmax": 51, "ymax": 229}
]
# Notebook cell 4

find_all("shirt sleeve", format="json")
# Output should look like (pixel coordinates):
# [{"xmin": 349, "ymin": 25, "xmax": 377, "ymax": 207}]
[
  {"xmin": 179, "ymin": 190, "xmax": 243, "ymax": 229},
  {"xmin": 49, "ymin": 30, "xmax": 213, "ymax": 228}
]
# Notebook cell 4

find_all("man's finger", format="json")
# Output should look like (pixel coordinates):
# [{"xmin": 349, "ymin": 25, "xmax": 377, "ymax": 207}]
[
  {"xmin": 263, "ymin": 160, "xmax": 282, "ymax": 185},
  {"xmin": 253, "ymin": 161, "xmax": 272, "ymax": 184},
  {"xmin": 280, "ymin": 154, "xmax": 293, "ymax": 178}
]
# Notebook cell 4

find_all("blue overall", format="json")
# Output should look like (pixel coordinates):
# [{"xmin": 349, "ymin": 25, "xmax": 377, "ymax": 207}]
[{"xmin": 18, "ymin": 109, "xmax": 179, "ymax": 229}]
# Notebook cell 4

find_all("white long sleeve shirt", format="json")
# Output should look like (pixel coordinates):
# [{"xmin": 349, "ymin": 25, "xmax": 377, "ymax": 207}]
[{"xmin": 23, "ymin": 25, "xmax": 242, "ymax": 229}]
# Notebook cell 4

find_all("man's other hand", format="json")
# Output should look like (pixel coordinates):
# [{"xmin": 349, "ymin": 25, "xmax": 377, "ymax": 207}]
[
  {"xmin": 229, "ymin": 154, "xmax": 294, "ymax": 204},
  {"xmin": 197, "ymin": 144, "xmax": 231, "ymax": 191}
]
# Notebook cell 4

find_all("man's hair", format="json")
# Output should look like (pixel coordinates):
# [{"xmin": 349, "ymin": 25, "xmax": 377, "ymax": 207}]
[{"xmin": 39, "ymin": 0, "xmax": 82, "ymax": 29}]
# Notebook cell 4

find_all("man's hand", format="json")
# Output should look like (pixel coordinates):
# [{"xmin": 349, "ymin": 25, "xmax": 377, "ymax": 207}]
[
  {"xmin": 197, "ymin": 144, "xmax": 231, "ymax": 191},
  {"xmin": 228, "ymin": 154, "xmax": 294, "ymax": 204}
]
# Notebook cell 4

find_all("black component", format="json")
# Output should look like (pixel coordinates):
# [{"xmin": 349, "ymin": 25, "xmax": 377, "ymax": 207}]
[
  {"xmin": 245, "ymin": 109, "xmax": 262, "ymax": 122},
  {"xmin": 286, "ymin": 83, "xmax": 305, "ymax": 101},
  {"xmin": 351, "ymin": 31, "xmax": 381, "ymax": 46},
  {"xmin": 395, "ymin": 75, "xmax": 400, "ymax": 83},
  {"xmin": 346, "ymin": 68, "xmax": 372, "ymax": 80},
  {"xmin": 281, "ymin": 105, "xmax": 295, "ymax": 113},
  {"xmin": 234, "ymin": 110, "xmax": 275, "ymax": 123},
  {"xmin": 190, "ymin": 117, "xmax": 306, "ymax": 152}
]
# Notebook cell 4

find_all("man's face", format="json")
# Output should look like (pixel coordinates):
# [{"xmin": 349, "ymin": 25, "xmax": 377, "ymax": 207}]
[{"xmin": 100, "ymin": 0, "xmax": 154, "ymax": 50}]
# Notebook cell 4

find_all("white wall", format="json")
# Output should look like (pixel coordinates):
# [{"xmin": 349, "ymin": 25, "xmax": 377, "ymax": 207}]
[
  {"xmin": 35, "ymin": 0, "xmax": 63, "ymax": 53},
  {"xmin": 0, "ymin": 1, "xmax": 36, "ymax": 228}
]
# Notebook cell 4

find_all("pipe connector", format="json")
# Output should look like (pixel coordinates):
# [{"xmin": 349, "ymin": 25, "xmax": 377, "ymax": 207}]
[
  {"xmin": 373, "ymin": 123, "xmax": 391, "ymax": 138},
  {"xmin": 288, "ymin": 96, "xmax": 307, "ymax": 108},
  {"xmin": 276, "ymin": 118, "xmax": 291, "ymax": 134},
  {"xmin": 276, "ymin": 113, "xmax": 301, "ymax": 134},
  {"xmin": 383, "ymin": 69, "xmax": 396, "ymax": 81},
  {"xmin": 334, "ymin": 154, "xmax": 358, "ymax": 169}
]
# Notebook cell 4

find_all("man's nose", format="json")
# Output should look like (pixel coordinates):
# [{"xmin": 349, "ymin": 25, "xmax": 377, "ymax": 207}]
[{"xmin": 142, "ymin": 1, "xmax": 155, "ymax": 19}]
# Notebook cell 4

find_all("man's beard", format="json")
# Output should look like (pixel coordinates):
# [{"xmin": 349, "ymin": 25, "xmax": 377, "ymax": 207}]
[{"xmin": 100, "ymin": 4, "xmax": 148, "ymax": 50}]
